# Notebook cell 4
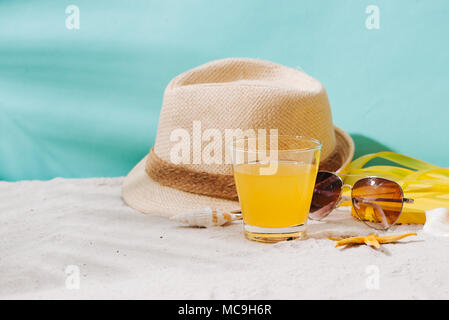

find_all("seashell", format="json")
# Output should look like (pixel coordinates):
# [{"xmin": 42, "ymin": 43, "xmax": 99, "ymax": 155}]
[
  {"xmin": 423, "ymin": 208, "xmax": 449, "ymax": 237},
  {"xmin": 170, "ymin": 207, "xmax": 242, "ymax": 227}
]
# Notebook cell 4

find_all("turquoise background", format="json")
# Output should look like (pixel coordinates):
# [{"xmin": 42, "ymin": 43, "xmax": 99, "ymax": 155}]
[{"xmin": 1, "ymin": 0, "xmax": 448, "ymax": 181}]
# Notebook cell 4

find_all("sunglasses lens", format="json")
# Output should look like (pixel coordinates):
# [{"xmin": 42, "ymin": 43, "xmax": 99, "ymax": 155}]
[
  {"xmin": 352, "ymin": 177, "xmax": 404, "ymax": 230},
  {"xmin": 309, "ymin": 172, "xmax": 343, "ymax": 220}
]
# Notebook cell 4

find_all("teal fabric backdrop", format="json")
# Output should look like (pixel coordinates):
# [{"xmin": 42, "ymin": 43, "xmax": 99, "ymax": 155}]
[{"xmin": 1, "ymin": 0, "xmax": 448, "ymax": 181}]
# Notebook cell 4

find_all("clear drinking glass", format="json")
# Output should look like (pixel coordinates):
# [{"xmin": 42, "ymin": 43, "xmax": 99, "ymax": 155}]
[{"xmin": 229, "ymin": 135, "xmax": 321, "ymax": 243}]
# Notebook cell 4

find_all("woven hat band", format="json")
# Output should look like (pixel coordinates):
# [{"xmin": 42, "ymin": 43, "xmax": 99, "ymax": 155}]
[
  {"xmin": 144, "ymin": 146, "xmax": 344, "ymax": 201},
  {"xmin": 145, "ymin": 148, "xmax": 238, "ymax": 201}
]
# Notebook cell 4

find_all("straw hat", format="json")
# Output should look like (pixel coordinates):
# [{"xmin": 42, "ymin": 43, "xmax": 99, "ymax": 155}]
[{"xmin": 123, "ymin": 58, "xmax": 354, "ymax": 215}]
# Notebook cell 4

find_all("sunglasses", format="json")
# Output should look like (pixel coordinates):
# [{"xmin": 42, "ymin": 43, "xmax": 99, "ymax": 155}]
[{"xmin": 309, "ymin": 171, "xmax": 414, "ymax": 230}]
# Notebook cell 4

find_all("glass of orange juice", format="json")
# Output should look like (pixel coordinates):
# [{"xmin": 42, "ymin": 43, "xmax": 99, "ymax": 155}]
[{"xmin": 230, "ymin": 135, "xmax": 321, "ymax": 243}]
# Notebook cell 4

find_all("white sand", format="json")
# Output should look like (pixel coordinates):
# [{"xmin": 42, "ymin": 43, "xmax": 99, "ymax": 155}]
[{"xmin": 1, "ymin": 177, "xmax": 449, "ymax": 299}]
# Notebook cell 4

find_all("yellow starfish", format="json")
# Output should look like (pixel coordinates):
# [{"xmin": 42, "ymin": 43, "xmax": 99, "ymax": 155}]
[{"xmin": 329, "ymin": 232, "xmax": 417, "ymax": 249}]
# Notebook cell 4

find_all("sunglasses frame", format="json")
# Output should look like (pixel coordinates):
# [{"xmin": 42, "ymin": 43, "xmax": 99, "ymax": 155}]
[{"xmin": 311, "ymin": 171, "xmax": 414, "ymax": 230}]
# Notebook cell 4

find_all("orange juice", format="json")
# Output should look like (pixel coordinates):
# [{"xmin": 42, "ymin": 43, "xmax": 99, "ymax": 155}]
[{"xmin": 233, "ymin": 161, "xmax": 318, "ymax": 228}]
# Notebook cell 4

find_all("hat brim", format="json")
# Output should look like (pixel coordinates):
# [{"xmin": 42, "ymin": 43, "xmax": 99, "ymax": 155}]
[{"xmin": 122, "ymin": 126, "xmax": 354, "ymax": 216}]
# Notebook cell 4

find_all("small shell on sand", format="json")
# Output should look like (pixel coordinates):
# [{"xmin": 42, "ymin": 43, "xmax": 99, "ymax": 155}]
[
  {"xmin": 170, "ymin": 207, "xmax": 242, "ymax": 227},
  {"xmin": 423, "ymin": 208, "xmax": 449, "ymax": 237}
]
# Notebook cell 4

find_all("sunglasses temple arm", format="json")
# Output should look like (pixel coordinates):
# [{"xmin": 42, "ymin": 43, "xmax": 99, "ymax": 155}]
[
  {"xmin": 336, "ymin": 194, "xmax": 390, "ymax": 228},
  {"xmin": 357, "ymin": 199, "xmax": 390, "ymax": 229},
  {"xmin": 357, "ymin": 197, "xmax": 415, "ymax": 204}
]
